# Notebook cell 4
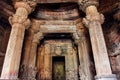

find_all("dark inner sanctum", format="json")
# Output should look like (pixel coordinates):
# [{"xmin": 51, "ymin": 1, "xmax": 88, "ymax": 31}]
[{"xmin": 52, "ymin": 56, "xmax": 65, "ymax": 80}]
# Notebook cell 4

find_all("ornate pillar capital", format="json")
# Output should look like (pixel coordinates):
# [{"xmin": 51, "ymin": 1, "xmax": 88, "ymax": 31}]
[
  {"xmin": 8, "ymin": 1, "xmax": 37, "ymax": 30},
  {"xmin": 73, "ymin": 25, "xmax": 87, "ymax": 45},
  {"xmin": 83, "ymin": 6, "xmax": 104, "ymax": 28},
  {"xmin": 30, "ymin": 20, "xmax": 41, "ymax": 33},
  {"xmin": 9, "ymin": 16, "xmax": 31, "ymax": 29},
  {"xmin": 33, "ymin": 32, "xmax": 43, "ymax": 44},
  {"xmin": 78, "ymin": 0, "xmax": 99, "ymax": 12},
  {"xmin": 14, "ymin": 1, "xmax": 37, "ymax": 14}
]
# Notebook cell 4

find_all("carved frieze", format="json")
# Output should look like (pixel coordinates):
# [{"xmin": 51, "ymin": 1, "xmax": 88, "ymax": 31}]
[{"xmin": 50, "ymin": 44, "xmax": 68, "ymax": 56}]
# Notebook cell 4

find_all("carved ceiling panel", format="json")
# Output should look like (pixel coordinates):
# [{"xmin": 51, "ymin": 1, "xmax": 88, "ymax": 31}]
[{"xmin": 31, "ymin": 3, "xmax": 80, "ymax": 20}]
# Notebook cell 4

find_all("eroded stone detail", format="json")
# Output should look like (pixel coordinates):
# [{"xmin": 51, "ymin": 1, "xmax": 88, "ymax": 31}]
[
  {"xmin": 83, "ymin": 13, "xmax": 104, "ymax": 28},
  {"xmin": 78, "ymin": 0, "xmax": 98, "ymax": 12},
  {"xmin": 14, "ymin": 1, "xmax": 37, "ymax": 13}
]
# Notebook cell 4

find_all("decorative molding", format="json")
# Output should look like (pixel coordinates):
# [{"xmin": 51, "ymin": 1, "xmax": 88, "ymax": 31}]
[
  {"xmin": 83, "ymin": 13, "xmax": 104, "ymax": 28},
  {"xmin": 14, "ymin": 1, "xmax": 37, "ymax": 13},
  {"xmin": 9, "ymin": 16, "xmax": 30, "ymax": 29},
  {"xmin": 33, "ymin": 32, "xmax": 43, "ymax": 44}
]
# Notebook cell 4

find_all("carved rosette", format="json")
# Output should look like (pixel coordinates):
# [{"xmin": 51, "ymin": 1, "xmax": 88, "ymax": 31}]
[{"xmin": 78, "ymin": 0, "xmax": 99, "ymax": 12}]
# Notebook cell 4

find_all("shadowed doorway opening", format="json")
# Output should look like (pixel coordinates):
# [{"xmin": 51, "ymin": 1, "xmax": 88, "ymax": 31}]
[{"xmin": 52, "ymin": 56, "xmax": 65, "ymax": 80}]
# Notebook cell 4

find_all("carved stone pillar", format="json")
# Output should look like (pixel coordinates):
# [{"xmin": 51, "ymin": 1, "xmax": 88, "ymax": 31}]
[
  {"xmin": 72, "ymin": 47, "xmax": 79, "ymax": 80},
  {"xmin": 36, "ymin": 46, "xmax": 45, "ymax": 79},
  {"xmin": 19, "ymin": 29, "xmax": 34, "ymax": 79},
  {"xmin": 19, "ymin": 20, "xmax": 41, "ymax": 79},
  {"xmin": 66, "ymin": 44, "xmax": 75, "ymax": 80},
  {"xmin": 74, "ymin": 24, "xmax": 92, "ymax": 80},
  {"xmin": 43, "ymin": 44, "xmax": 52, "ymax": 80},
  {"xmin": 0, "ymin": 1, "xmax": 36, "ymax": 79},
  {"xmin": 28, "ymin": 32, "xmax": 43, "ymax": 80},
  {"xmin": 79, "ymin": 0, "xmax": 117, "ymax": 80}
]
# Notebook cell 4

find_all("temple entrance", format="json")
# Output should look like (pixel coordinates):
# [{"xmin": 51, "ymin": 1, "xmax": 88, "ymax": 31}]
[
  {"xmin": 52, "ymin": 56, "xmax": 65, "ymax": 80},
  {"xmin": 37, "ymin": 39, "xmax": 79, "ymax": 80}
]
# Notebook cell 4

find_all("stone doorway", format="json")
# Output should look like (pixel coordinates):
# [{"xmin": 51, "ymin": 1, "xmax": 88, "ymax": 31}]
[
  {"xmin": 37, "ymin": 39, "xmax": 79, "ymax": 80},
  {"xmin": 52, "ymin": 56, "xmax": 65, "ymax": 80}
]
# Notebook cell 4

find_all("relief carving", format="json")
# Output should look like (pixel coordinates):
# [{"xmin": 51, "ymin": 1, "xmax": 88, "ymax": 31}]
[
  {"xmin": 33, "ymin": 32, "xmax": 43, "ymax": 44},
  {"xmin": 50, "ymin": 44, "xmax": 68, "ymax": 55},
  {"xmin": 83, "ymin": 13, "xmax": 104, "ymax": 28},
  {"xmin": 14, "ymin": 1, "xmax": 37, "ymax": 14},
  {"xmin": 66, "ymin": 69, "xmax": 77, "ymax": 80},
  {"xmin": 19, "ymin": 65, "xmax": 37, "ymax": 80}
]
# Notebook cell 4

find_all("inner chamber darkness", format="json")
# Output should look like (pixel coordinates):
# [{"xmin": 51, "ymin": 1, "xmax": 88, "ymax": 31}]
[{"xmin": 52, "ymin": 56, "xmax": 65, "ymax": 80}]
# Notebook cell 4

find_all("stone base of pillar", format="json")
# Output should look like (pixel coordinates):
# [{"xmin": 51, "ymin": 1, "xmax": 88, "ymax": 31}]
[{"xmin": 95, "ymin": 74, "xmax": 117, "ymax": 80}]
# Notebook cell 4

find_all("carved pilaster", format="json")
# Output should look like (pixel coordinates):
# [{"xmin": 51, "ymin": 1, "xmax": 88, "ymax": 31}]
[
  {"xmin": 74, "ymin": 24, "xmax": 93, "ymax": 80},
  {"xmin": 28, "ymin": 32, "xmax": 43, "ymax": 80},
  {"xmin": 20, "ymin": 19, "xmax": 42, "ymax": 79},
  {"xmin": 42, "ymin": 44, "xmax": 52, "ymax": 80},
  {"xmin": 29, "ymin": 32, "xmax": 43, "ymax": 68}
]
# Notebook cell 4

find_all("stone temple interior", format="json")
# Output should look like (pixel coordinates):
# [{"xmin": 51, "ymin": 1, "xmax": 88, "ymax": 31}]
[{"xmin": 0, "ymin": 0, "xmax": 120, "ymax": 80}]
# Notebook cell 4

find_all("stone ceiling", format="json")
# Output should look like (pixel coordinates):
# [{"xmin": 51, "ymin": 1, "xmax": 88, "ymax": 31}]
[{"xmin": 0, "ymin": 0, "xmax": 119, "ymax": 28}]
